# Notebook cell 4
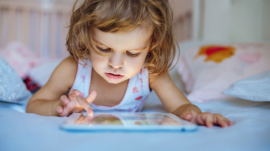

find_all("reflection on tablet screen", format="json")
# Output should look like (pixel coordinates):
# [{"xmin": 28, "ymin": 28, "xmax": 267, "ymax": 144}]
[{"xmin": 74, "ymin": 113, "xmax": 182, "ymax": 126}]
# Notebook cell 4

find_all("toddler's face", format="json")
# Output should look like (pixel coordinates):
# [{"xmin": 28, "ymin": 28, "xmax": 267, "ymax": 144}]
[{"xmin": 90, "ymin": 26, "xmax": 153, "ymax": 84}]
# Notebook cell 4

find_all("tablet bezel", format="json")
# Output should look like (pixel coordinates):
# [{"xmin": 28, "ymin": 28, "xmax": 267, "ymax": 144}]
[{"xmin": 61, "ymin": 112, "xmax": 198, "ymax": 131}]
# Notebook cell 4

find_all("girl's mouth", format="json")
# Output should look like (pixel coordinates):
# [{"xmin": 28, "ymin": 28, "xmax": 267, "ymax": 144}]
[{"xmin": 105, "ymin": 73, "xmax": 124, "ymax": 80}]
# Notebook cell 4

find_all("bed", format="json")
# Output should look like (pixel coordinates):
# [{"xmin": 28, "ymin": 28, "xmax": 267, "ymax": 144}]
[
  {"xmin": 1, "ymin": 0, "xmax": 270, "ymax": 151},
  {"xmin": 1, "ymin": 83, "xmax": 270, "ymax": 151}
]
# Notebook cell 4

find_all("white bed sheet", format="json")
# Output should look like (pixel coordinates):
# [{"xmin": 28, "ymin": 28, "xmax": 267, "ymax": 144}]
[{"xmin": 0, "ymin": 92, "xmax": 270, "ymax": 151}]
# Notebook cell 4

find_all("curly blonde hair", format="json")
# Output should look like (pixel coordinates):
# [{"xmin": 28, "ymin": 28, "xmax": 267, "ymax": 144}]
[{"xmin": 66, "ymin": 0, "xmax": 179, "ymax": 81}]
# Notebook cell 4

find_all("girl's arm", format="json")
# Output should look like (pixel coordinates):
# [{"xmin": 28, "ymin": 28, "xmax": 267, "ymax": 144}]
[
  {"xmin": 150, "ymin": 71, "xmax": 233, "ymax": 128},
  {"xmin": 26, "ymin": 56, "xmax": 77, "ymax": 116},
  {"xmin": 150, "ymin": 71, "xmax": 196, "ymax": 112}
]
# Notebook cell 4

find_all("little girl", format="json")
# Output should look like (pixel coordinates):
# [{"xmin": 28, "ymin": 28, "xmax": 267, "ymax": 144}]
[{"xmin": 27, "ymin": 0, "xmax": 233, "ymax": 128}]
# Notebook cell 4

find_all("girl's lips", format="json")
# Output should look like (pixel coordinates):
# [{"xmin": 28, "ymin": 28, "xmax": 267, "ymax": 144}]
[{"xmin": 105, "ymin": 73, "xmax": 124, "ymax": 80}]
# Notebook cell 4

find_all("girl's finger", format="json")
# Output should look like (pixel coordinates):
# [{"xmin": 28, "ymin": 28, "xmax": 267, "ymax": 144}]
[
  {"xmin": 69, "ymin": 89, "xmax": 80, "ymax": 96},
  {"xmin": 180, "ymin": 110, "xmax": 192, "ymax": 121},
  {"xmin": 185, "ymin": 113, "xmax": 192, "ymax": 121},
  {"xmin": 190, "ymin": 110, "xmax": 199, "ymax": 123},
  {"xmin": 204, "ymin": 113, "xmax": 214, "ymax": 128},
  {"xmin": 229, "ymin": 121, "xmax": 234, "ymax": 126},
  {"xmin": 224, "ymin": 117, "xmax": 234, "ymax": 126},
  {"xmin": 56, "ymin": 106, "xmax": 63, "ymax": 114},
  {"xmin": 60, "ymin": 106, "xmax": 73, "ymax": 117},
  {"xmin": 76, "ymin": 96, "xmax": 94, "ymax": 115},
  {"xmin": 196, "ymin": 114, "xmax": 205, "ymax": 125},
  {"xmin": 215, "ymin": 115, "xmax": 228, "ymax": 127},
  {"xmin": 69, "ymin": 89, "xmax": 81, "ymax": 103},
  {"xmin": 85, "ymin": 90, "xmax": 97, "ymax": 104},
  {"xmin": 60, "ymin": 95, "xmax": 69, "ymax": 106}
]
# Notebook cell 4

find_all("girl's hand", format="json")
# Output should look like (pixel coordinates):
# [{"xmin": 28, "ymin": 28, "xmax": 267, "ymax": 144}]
[
  {"xmin": 173, "ymin": 104, "xmax": 234, "ymax": 128},
  {"xmin": 75, "ymin": 114, "xmax": 94, "ymax": 125},
  {"xmin": 56, "ymin": 89, "xmax": 97, "ymax": 117}
]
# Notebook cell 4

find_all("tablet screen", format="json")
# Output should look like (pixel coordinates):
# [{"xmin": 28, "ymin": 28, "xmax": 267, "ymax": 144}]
[{"xmin": 73, "ymin": 112, "xmax": 182, "ymax": 126}]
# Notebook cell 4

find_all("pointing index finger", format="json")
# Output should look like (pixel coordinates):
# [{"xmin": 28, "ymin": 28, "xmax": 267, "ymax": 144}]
[
  {"xmin": 85, "ymin": 90, "xmax": 97, "ymax": 104},
  {"xmin": 76, "ymin": 96, "xmax": 94, "ymax": 115}
]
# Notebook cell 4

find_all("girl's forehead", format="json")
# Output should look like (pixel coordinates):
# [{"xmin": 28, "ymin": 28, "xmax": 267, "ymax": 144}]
[{"xmin": 92, "ymin": 26, "xmax": 153, "ymax": 48}]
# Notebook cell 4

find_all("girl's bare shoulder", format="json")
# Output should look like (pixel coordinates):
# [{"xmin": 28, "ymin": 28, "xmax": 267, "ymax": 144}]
[
  {"xmin": 42, "ymin": 55, "xmax": 78, "ymax": 92},
  {"xmin": 28, "ymin": 56, "xmax": 78, "ymax": 102},
  {"xmin": 58, "ymin": 56, "xmax": 78, "ymax": 71},
  {"xmin": 51, "ymin": 56, "xmax": 78, "ymax": 86}
]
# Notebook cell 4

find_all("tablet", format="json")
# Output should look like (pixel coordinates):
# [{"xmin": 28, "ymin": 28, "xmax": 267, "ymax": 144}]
[{"xmin": 61, "ymin": 112, "xmax": 198, "ymax": 132}]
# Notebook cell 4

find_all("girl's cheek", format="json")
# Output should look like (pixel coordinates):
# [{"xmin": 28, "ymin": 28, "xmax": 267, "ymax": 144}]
[{"xmin": 91, "ymin": 54, "xmax": 107, "ymax": 64}]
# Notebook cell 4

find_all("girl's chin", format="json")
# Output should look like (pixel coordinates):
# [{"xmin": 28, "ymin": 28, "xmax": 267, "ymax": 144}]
[{"xmin": 107, "ymin": 80, "xmax": 122, "ymax": 85}]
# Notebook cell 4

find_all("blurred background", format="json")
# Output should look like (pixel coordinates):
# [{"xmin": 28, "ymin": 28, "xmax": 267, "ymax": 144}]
[{"xmin": 0, "ymin": 0, "xmax": 269, "ymax": 59}]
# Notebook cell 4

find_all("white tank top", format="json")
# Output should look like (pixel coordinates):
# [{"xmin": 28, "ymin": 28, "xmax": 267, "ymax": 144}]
[{"xmin": 71, "ymin": 59, "xmax": 151, "ymax": 112}]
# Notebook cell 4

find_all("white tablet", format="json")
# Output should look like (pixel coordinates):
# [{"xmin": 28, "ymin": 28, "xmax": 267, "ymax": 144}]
[{"xmin": 61, "ymin": 112, "xmax": 198, "ymax": 132}]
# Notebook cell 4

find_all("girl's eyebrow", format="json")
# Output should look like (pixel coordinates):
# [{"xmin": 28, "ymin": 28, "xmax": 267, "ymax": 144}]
[
  {"xmin": 93, "ymin": 38, "xmax": 147, "ymax": 51},
  {"xmin": 93, "ymin": 38, "xmax": 109, "ymax": 47}
]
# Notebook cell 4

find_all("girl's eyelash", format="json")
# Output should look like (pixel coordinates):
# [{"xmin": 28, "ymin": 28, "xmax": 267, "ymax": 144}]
[
  {"xmin": 127, "ymin": 51, "xmax": 140, "ymax": 57},
  {"xmin": 96, "ymin": 45, "xmax": 140, "ymax": 57},
  {"xmin": 96, "ymin": 46, "xmax": 111, "ymax": 53}
]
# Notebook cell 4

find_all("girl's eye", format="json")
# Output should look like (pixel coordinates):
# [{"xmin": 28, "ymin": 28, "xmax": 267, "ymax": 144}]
[
  {"xmin": 96, "ymin": 46, "xmax": 111, "ymax": 53},
  {"xmin": 126, "ymin": 51, "xmax": 140, "ymax": 57}
]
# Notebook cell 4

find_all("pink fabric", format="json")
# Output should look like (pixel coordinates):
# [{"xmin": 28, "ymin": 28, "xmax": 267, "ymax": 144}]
[
  {"xmin": 177, "ymin": 43, "xmax": 270, "ymax": 103},
  {"xmin": 0, "ymin": 42, "xmax": 40, "ymax": 78}
]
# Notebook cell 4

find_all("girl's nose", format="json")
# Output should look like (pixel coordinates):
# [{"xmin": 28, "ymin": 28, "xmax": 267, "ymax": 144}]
[{"xmin": 108, "ymin": 54, "xmax": 124, "ymax": 69}]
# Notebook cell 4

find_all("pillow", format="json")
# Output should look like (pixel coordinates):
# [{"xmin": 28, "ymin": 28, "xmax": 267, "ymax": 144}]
[
  {"xmin": 223, "ymin": 70, "xmax": 270, "ymax": 101},
  {"xmin": 0, "ymin": 42, "xmax": 40, "ymax": 79},
  {"xmin": 0, "ymin": 56, "xmax": 32, "ymax": 104},
  {"xmin": 28, "ymin": 59, "xmax": 62, "ymax": 86},
  {"xmin": 177, "ymin": 43, "xmax": 270, "ymax": 102}
]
